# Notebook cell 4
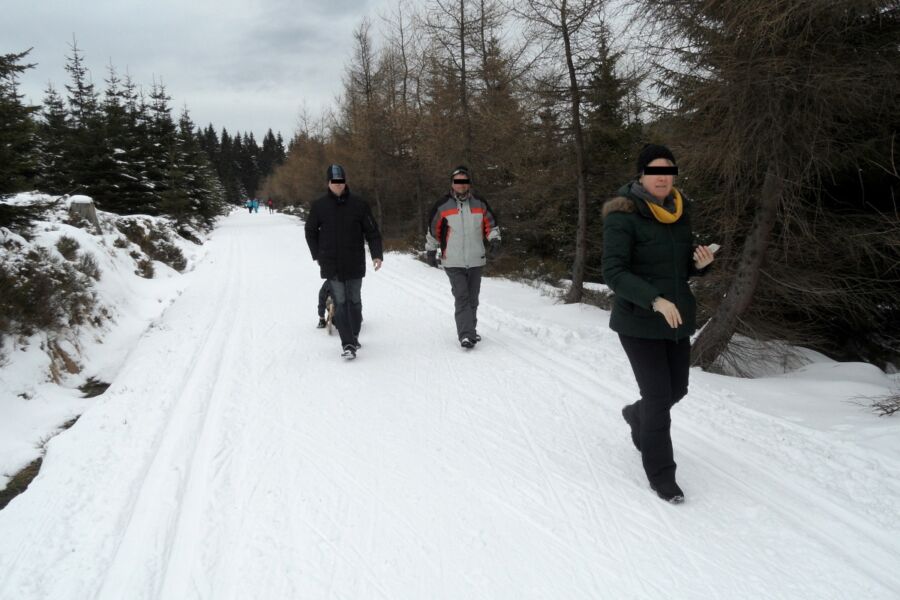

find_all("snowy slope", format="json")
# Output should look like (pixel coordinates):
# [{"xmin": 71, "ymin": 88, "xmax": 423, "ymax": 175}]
[
  {"xmin": 0, "ymin": 194, "xmax": 204, "ymax": 491},
  {"xmin": 1, "ymin": 210, "xmax": 898, "ymax": 599}
]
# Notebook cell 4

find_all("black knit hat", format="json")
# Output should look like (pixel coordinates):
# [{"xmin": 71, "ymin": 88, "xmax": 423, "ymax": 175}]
[
  {"xmin": 636, "ymin": 144, "xmax": 676, "ymax": 174},
  {"xmin": 450, "ymin": 165, "xmax": 471, "ymax": 181},
  {"xmin": 326, "ymin": 164, "xmax": 346, "ymax": 181}
]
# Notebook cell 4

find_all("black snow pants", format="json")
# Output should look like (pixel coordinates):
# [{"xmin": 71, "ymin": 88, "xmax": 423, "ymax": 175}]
[{"xmin": 618, "ymin": 334, "xmax": 691, "ymax": 486}]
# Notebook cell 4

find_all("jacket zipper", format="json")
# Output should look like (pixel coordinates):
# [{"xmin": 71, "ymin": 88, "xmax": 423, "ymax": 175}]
[
  {"xmin": 458, "ymin": 197, "xmax": 469, "ymax": 267},
  {"xmin": 669, "ymin": 226, "xmax": 679, "ymax": 342}
]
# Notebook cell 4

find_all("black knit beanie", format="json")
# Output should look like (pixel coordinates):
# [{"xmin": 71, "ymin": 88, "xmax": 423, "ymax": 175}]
[{"xmin": 636, "ymin": 144, "xmax": 676, "ymax": 174}]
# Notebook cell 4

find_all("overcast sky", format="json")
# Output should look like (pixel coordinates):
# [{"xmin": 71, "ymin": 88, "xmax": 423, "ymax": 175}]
[{"xmin": 4, "ymin": 0, "xmax": 397, "ymax": 141}]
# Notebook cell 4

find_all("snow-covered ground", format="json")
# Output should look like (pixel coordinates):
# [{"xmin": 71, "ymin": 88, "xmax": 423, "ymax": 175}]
[{"xmin": 1, "ymin": 210, "xmax": 899, "ymax": 599}]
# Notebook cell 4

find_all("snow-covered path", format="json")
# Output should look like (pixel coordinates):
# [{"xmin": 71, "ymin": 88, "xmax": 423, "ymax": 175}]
[{"xmin": 2, "ymin": 211, "xmax": 899, "ymax": 599}]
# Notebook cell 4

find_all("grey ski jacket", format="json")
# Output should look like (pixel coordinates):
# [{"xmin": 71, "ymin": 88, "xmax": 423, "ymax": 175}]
[{"xmin": 425, "ymin": 192, "xmax": 500, "ymax": 269}]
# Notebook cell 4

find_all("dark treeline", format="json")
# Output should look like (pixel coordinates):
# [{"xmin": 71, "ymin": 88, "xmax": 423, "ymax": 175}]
[
  {"xmin": 198, "ymin": 125, "xmax": 286, "ymax": 208},
  {"xmin": 261, "ymin": 0, "xmax": 899, "ymax": 369},
  {"xmin": 1, "ymin": 42, "xmax": 285, "ymax": 229}
]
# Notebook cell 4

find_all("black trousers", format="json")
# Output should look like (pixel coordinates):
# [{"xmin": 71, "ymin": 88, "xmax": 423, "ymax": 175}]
[
  {"xmin": 329, "ymin": 278, "xmax": 363, "ymax": 347},
  {"xmin": 618, "ymin": 334, "xmax": 691, "ymax": 486}
]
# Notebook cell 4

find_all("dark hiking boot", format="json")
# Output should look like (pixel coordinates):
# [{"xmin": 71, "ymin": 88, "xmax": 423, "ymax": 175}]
[
  {"xmin": 317, "ymin": 317, "xmax": 327, "ymax": 329},
  {"xmin": 621, "ymin": 404, "xmax": 641, "ymax": 451},
  {"xmin": 474, "ymin": 334, "xmax": 482, "ymax": 343},
  {"xmin": 353, "ymin": 339, "xmax": 362, "ymax": 350},
  {"xmin": 651, "ymin": 481, "xmax": 684, "ymax": 504},
  {"xmin": 341, "ymin": 345, "xmax": 357, "ymax": 360},
  {"xmin": 460, "ymin": 337, "xmax": 475, "ymax": 349}
]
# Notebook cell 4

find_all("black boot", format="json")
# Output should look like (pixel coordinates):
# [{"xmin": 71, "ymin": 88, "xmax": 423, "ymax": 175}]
[
  {"xmin": 317, "ymin": 317, "xmax": 327, "ymax": 329},
  {"xmin": 651, "ymin": 481, "xmax": 684, "ymax": 504},
  {"xmin": 621, "ymin": 404, "xmax": 641, "ymax": 451}
]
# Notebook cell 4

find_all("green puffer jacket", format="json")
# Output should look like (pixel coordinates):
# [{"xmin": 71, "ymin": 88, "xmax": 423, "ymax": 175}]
[{"xmin": 601, "ymin": 183, "xmax": 705, "ymax": 341}]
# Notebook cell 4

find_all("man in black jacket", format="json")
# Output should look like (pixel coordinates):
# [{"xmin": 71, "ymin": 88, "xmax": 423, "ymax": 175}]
[{"xmin": 305, "ymin": 164, "xmax": 383, "ymax": 359}]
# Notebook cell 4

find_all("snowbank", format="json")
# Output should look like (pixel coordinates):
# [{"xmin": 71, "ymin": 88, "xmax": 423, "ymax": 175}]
[{"xmin": 0, "ymin": 193, "xmax": 208, "ymax": 488}]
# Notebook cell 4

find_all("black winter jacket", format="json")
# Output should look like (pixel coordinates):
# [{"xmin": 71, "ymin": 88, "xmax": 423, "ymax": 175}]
[
  {"xmin": 305, "ymin": 188, "xmax": 383, "ymax": 281},
  {"xmin": 601, "ymin": 182, "xmax": 706, "ymax": 341}
]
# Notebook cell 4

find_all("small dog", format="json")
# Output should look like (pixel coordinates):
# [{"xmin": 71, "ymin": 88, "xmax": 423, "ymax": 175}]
[{"xmin": 325, "ymin": 295, "xmax": 335, "ymax": 335}]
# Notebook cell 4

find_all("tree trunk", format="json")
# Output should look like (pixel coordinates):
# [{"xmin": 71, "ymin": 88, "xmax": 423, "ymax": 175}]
[
  {"xmin": 692, "ymin": 165, "xmax": 783, "ymax": 368},
  {"xmin": 561, "ymin": 1, "xmax": 588, "ymax": 304},
  {"xmin": 415, "ymin": 159, "xmax": 424, "ymax": 235},
  {"xmin": 459, "ymin": 0, "xmax": 473, "ymax": 165},
  {"xmin": 374, "ymin": 186, "xmax": 384, "ymax": 231}
]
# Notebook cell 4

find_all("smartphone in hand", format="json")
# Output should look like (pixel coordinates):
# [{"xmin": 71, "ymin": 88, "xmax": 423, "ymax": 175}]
[{"xmin": 707, "ymin": 243, "xmax": 720, "ymax": 254}]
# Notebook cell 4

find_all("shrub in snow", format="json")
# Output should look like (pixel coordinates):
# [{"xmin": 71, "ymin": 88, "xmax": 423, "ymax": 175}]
[
  {"xmin": 56, "ymin": 235, "xmax": 80, "ymax": 261},
  {"xmin": 151, "ymin": 242, "xmax": 187, "ymax": 272},
  {"xmin": 279, "ymin": 205, "xmax": 306, "ymax": 219},
  {"xmin": 873, "ymin": 393, "xmax": 900, "ymax": 417},
  {"xmin": 76, "ymin": 253, "xmax": 101, "ymax": 281},
  {"xmin": 65, "ymin": 212, "xmax": 93, "ymax": 231},
  {"xmin": 0, "ymin": 245, "xmax": 96, "ymax": 340},
  {"xmin": 135, "ymin": 257, "xmax": 154, "ymax": 279},
  {"xmin": 176, "ymin": 225, "xmax": 203, "ymax": 246},
  {"xmin": 117, "ymin": 218, "xmax": 187, "ymax": 273}
]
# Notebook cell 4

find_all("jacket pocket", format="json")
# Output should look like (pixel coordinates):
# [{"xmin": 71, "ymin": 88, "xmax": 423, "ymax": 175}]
[
  {"xmin": 614, "ymin": 297, "xmax": 634, "ymax": 314},
  {"xmin": 633, "ymin": 304, "xmax": 657, "ymax": 318}
]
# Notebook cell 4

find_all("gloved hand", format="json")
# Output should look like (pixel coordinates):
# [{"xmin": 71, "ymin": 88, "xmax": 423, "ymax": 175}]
[
  {"xmin": 487, "ymin": 239, "xmax": 501, "ymax": 258},
  {"xmin": 426, "ymin": 250, "xmax": 438, "ymax": 267}
]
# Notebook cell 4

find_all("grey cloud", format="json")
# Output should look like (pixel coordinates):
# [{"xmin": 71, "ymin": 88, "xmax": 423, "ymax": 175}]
[{"xmin": 2, "ymin": 0, "xmax": 395, "ymax": 138}]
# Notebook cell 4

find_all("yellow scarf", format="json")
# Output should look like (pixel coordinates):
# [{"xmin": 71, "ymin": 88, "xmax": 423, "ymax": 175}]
[{"xmin": 645, "ymin": 188, "xmax": 683, "ymax": 224}]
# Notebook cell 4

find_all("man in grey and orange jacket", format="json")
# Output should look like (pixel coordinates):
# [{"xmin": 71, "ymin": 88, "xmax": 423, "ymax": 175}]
[{"xmin": 425, "ymin": 165, "xmax": 501, "ymax": 348}]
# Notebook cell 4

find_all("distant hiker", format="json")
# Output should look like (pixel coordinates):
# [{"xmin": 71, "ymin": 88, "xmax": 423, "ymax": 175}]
[
  {"xmin": 601, "ymin": 144, "xmax": 716, "ymax": 505},
  {"xmin": 252, "ymin": 198, "xmax": 260, "ymax": 213},
  {"xmin": 245, "ymin": 199, "xmax": 253, "ymax": 214},
  {"xmin": 425, "ymin": 165, "xmax": 500, "ymax": 349},
  {"xmin": 267, "ymin": 198, "xmax": 275, "ymax": 213},
  {"xmin": 305, "ymin": 164, "xmax": 383, "ymax": 359}
]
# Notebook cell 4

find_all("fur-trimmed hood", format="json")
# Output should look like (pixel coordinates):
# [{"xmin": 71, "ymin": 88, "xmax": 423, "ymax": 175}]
[{"xmin": 602, "ymin": 196, "xmax": 635, "ymax": 219}]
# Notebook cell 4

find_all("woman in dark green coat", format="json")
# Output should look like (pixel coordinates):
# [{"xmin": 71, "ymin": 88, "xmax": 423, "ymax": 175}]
[{"xmin": 601, "ymin": 144, "xmax": 715, "ymax": 504}]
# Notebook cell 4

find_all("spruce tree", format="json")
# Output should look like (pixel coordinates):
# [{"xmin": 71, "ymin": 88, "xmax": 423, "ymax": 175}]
[
  {"xmin": 274, "ymin": 132, "xmax": 286, "ymax": 165},
  {"xmin": 580, "ymin": 23, "xmax": 642, "ymax": 277},
  {"xmin": 637, "ymin": 0, "xmax": 900, "ymax": 368},
  {"xmin": 63, "ymin": 40, "xmax": 105, "ymax": 200},
  {"xmin": 63, "ymin": 41, "xmax": 98, "ymax": 129},
  {"xmin": 94, "ymin": 64, "xmax": 146, "ymax": 212},
  {"xmin": 581, "ymin": 23, "xmax": 640, "ymax": 193},
  {"xmin": 159, "ymin": 108, "xmax": 225, "ymax": 227},
  {"xmin": 238, "ymin": 131, "xmax": 261, "ymax": 196},
  {"xmin": 198, "ymin": 123, "xmax": 220, "ymax": 163},
  {"xmin": 35, "ymin": 84, "xmax": 71, "ymax": 194},
  {"xmin": 220, "ymin": 129, "xmax": 245, "ymax": 203},
  {"xmin": 259, "ymin": 129, "xmax": 277, "ymax": 179},
  {"xmin": 139, "ymin": 80, "xmax": 178, "ymax": 214},
  {"xmin": 0, "ymin": 49, "xmax": 39, "ymax": 195}
]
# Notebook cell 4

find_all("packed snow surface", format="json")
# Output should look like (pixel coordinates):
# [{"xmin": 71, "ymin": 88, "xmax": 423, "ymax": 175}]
[{"xmin": 1, "ymin": 210, "xmax": 899, "ymax": 599}]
